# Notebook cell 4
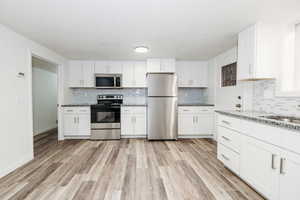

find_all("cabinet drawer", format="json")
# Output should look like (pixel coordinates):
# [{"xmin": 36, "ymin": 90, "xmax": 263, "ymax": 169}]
[
  {"xmin": 218, "ymin": 126, "xmax": 241, "ymax": 153},
  {"xmin": 218, "ymin": 144, "xmax": 240, "ymax": 175},
  {"xmin": 121, "ymin": 107, "xmax": 134, "ymax": 114},
  {"xmin": 134, "ymin": 107, "xmax": 147, "ymax": 114},
  {"xmin": 197, "ymin": 107, "xmax": 214, "ymax": 113},
  {"xmin": 77, "ymin": 107, "xmax": 90, "ymax": 114},
  {"xmin": 217, "ymin": 114, "xmax": 241, "ymax": 131},
  {"xmin": 64, "ymin": 107, "xmax": 77, "ymax": 114},
  {"xmin": 178, "ymin": 107, "xmax": 194, "ymax": 114}
]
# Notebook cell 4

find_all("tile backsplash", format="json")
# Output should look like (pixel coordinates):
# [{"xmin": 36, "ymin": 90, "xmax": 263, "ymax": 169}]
[
  {"xmin": 252, "ymin": 80, "xmax": 300, "ymax": 116},
  {"xmin": 70, "ymin": 88, "xmax": 208, "ymax": 105}
]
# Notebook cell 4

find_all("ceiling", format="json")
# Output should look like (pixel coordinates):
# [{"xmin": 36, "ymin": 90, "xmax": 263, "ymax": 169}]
[{"xmin": 0, "ymin": 0, "xmax": 299, "ymax": 60}]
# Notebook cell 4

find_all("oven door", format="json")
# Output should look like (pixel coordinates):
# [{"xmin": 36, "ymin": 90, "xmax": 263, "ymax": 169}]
[
  {"xmin": 91, "ymin": 105, "xmax": 120, "ymax": 129},
  {"xmin": 95, "ymin": 76, "xmax": 115, "ymax": 87}
]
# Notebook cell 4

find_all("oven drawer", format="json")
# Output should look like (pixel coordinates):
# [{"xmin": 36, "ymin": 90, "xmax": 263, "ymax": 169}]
[
  {"xmin": 91, "ymin": 123, "xmax": 120, "ymax": 129},
  {"xmin": 90, "ymin": 129, "xmax": 121, "ymax": 140}
]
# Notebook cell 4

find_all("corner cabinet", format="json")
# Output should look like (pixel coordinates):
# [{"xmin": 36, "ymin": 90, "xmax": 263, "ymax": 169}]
[
  {"xmin": 178, "ymin": 106, "xmax": 214, "ymax": 137},
  {"xmin": 147, "ymin": 58, "xmax": 176, "ymax": 73},
  {"xmin": 237, "ymin": 23, "xmax": 281, "ymax": 80},
  {"xmin": 176, "ymin": 61, "xmax": 208, "ymax": 87},
  {"xmin": 121, "ymin": 106, "xmax": 147, "ymax": 137},
  {"xmin": 63, "ymin": 107, "xmax": 91, "ymax": 138},
  {"xmin": 217, "ymin": 113, "xmax": 300, "ymax": 200},
  {"xmin": 68, "ymin": 61, "xmax": 95, "ymax": 87}
]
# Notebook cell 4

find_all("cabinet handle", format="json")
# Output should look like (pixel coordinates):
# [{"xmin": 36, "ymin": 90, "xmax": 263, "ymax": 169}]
[
  {"xmin": 196, "ymin": 116, "xmax": 198, "ymax": 123},
  {"xmin": 77, "ymin": 117, "xmax": 80, "ymax": 124},
  {"xmin": 280, "ymin": 158, "xmax": 286, "ymax": 175},
  {"xmin": 193, "ymin": 116, "xmax": 195, "ymax": 124},
  {"xmin": 74, "ymin": 117, "xmax": 76, "ymax": 123},
  {"xmin": 271, "ymin": 154, "xmax": 276, "ymax": 170},
  {"xmin": 183, "ymin": 109, "xmax": 190, "ymax": 111},
  {"xmin": 221, "ymin": 154, "xmax": 230, "ymax": 161},
  {"xmin": 222, "ymin": 120, "xmax": 231, "ymax": 125},
  {"xmin": 222, "ymin": 136, "xmax": 230, "ymax": 141}
]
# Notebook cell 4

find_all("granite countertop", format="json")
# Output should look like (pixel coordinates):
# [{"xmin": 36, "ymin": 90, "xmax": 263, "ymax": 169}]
[
  {"xmin": 61, "ymin": 104, "xmax": 92, "ymax": 107},
  {"xmin": 215, "ymin": 110, "xmax": 300, "ymax": 132},
  {"xmin": 179, "ymin": 103, "xmax": 214, "ymax": 106}
]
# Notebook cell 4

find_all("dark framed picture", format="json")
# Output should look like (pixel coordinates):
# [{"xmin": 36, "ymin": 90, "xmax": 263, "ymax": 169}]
[{"xmin": 221, "ymin": 62, "xmax": 237, "ymax": 87}]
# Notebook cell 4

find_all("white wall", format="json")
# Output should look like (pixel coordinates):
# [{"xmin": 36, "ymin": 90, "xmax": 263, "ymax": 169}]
[
  {"xmin": 32, "ymin": 58, "xmax": 57, "ymax": 135},
  {"xmin": 0, "ymin": 23, "xmax": 68, "ymax": 178}
]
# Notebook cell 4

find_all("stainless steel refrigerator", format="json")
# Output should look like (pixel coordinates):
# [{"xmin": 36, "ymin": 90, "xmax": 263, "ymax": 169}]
[{"xmin": 147, "ymin": 72, "xmax": 178, "ymax": 140}]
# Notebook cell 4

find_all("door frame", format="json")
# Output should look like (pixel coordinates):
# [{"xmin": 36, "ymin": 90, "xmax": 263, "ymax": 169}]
[{"xmin": 28, "ymin": 50, "xmax": 65, "ymax": 147}]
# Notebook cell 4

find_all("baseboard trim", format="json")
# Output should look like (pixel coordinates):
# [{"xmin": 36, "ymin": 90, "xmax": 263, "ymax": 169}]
[
  {"xmin": 121, "ymin": 135, "xmax": 147, "ymax": 139},
  {"xmin": 0, "ymin": 154, "xmax": 33, "ymax": 179},
  {"xmin": 178, "ymin": 135, "xmax": 214, "ymax": 139},
  {"xmin": 34, "ymin": 126, "xmax": 57, "ymax": 136}
]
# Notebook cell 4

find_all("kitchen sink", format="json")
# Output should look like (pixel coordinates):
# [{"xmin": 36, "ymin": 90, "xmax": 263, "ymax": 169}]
[{"xmin": 260, "ymin": 115, "xmax": 300, "ymax": 124}]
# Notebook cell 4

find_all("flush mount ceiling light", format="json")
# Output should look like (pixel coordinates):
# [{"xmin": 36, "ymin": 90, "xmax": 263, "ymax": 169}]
[{"xmin": 134, "ymin": 46, "xmax": 149, "ymax": 53}]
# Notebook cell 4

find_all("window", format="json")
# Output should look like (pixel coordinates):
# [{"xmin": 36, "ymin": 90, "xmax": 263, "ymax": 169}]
[
  {"xmin": 277, "ymin": 22, "xmax": 300, "ymax": 96},
  {"xmin": 221, "ymin": 62, "xmax": 237, "ymax": 87}
]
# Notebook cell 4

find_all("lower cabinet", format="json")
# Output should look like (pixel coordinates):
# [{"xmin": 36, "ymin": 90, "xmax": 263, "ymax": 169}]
[
  {"xmin": 121, "ymin": 106, "xmax": 146, "ymax": 137},
  {"xmin": 217, "ymin": 113, "xmax": 300, "ymax": 200},
  {"xmin": 178, "ymin": 106, "xmax": 214, "ymax": 137},
  {"xmin": 63, "ymin": 107, "xmax": 91, "ymax": 137},
  {"xmin": 240, "ymin": 135, "xmax": 280, "ymax": 200}
]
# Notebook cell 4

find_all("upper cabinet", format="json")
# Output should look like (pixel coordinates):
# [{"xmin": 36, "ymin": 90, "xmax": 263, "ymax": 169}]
[
  {"xmin": 69, "ymin": 61, "xmax": 94, "ymax": 88},
  {"xmin": 176, "ymin": 61, "xmax": 208, "ymax": 87},
  {"xmin": 237, "ymin": 23, "xmax": 281, "ymax": 81},
  {"xmin": 122, "ymin": 61, "xmax": 146, "ymax": 88},
  {"xmin": 95, "ymin": 61, "xmax": 123, "ymax": 74},
  {"xmin": 147, "ymin": 58, "xmax": 176, "ymax": 73}
]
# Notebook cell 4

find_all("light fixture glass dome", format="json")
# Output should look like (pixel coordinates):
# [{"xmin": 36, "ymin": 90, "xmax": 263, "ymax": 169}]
[{"xmin": 134, "ymin": 46, "xmax": 149, "ymax": 53}]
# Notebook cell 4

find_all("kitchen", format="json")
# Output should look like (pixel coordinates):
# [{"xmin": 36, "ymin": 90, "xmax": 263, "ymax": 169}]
[{"xmin": 1, "ymin": 0, "xmax": 300, "ymax": 199}]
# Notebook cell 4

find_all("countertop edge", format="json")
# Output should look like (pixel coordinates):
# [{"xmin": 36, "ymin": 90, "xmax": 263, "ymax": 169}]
[{"xmin": 215, "ymin": 110, "xmax": 300, "ymax": 132}]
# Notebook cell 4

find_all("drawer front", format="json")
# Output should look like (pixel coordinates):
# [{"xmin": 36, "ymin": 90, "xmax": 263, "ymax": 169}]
[
  {"xmin": 217, "ymin": 114, "xmax": 241, "ymax": 131},
  {"xmin": 178, "ymin": 107, "xmax": 195, "ymax": 114},
  {"xmin": 64, "ymin": 107, "xmax": 77, "ymax": 114},
  {"xmin": 218, "ymin": 144, "xmax": 240, "ymax": 175},
  {"xmin": 77, "ymin": 107, "xmax": 90, "ymax": 114},
  {"xmin": 196, "ymin": 107, "xmax": 214, "ymax": 113},
  {"xmin": 218, "ymin": 126, "xmax": 241, "ymax": 153},
  {"xmin": 121, "ymin": 107, "xmax": 134, "ymax": 114},
  {"xmin": 134, "ymin": 107, "xmax": 147, "ymax": 114}
]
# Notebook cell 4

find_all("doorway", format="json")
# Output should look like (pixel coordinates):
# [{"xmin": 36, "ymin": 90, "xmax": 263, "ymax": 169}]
[{"xmin": 31, "ymin": 56, "xmax": 58, "ymax": 155}]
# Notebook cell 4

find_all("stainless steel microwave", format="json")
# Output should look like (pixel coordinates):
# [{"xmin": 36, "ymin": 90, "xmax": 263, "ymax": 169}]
[{"xmin": 95, "ymin": 74, "xmax": 122, "ymax": 88}]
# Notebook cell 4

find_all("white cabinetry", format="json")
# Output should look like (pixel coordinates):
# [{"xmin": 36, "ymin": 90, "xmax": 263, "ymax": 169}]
[
  {"xmin": 217, "ymin": 113, "xmax": 300, "ymax": 200},
  {"xmin": 94, "ymin": 61, "xmax": 123, "ymax": 74},
  {"xmin": 176, "ymin": 61, "xmax": 208, "ymax": 87},
  {"xmin": 69, "ymin": 61, "xmax": 94, "ymax": 87},
  {"xmin": 178, "ymin": 106, "xmax": 214, "ymax": 137},
  {"xmin": 63, "ymin": 107, "xmax": 90, "ymax": 138},
  {"xmin": 237, "ymin": 23, "xmax": 281, "ymax": 80},
  {"xmin": 121, "ymin": 106, "xmax": 146, "ymax": 137},
  {"xmin": 147, "ymin": 59, "xmax": 176, "ymax": 73},
  {"xmin": 122, "ymin": 61, "xmax": 146, "ymax": 87}
]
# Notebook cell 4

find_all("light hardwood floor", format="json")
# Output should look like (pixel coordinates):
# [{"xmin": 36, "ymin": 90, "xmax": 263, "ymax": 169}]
[{"xmin": 0, "ymin": 132, "xmax": 265, "ymax": 200}]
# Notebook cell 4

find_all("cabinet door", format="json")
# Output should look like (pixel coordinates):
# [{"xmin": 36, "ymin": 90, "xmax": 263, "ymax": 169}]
[
  {"xmin": 134, "ymin": 61, "xmax": 147, "ymax": 87},
  {"xmin": 95, "ymin": 61, "xmax": 109, "ymax": 73},
  {"xmin": 82, "ymin": 61, "xmax": 95, "ymax": 87},
  {"xmin": 176, "ymin": 61, "xmax": 189, "ymax": 86},
  {"xmin": 122, "ymin": 61, "xmax": 135, "ymax": 87},
  {"xmin": 194, "ymin": 114, "xmax": 213, "ymax": 135},
  {"xmin": 237, "ymin": 25, "xmax": 256, "ymax": 80},
  {"xmin": 198, "ymin": 63, "xmax": 208, "ymax": 87},
  {"xmin": 133, "ymin": 115, "xmax": 146, "ymax": 135},
  {"xmin": 107, "ymin": 61, "xmax": 123, "ymax": 73},
  {"xmin": 160, "ymin": 59, "xmax": 175, "ymax": 72},
  {"xmin": 178, "ymin": 114, "xmax": 195, "ymax": 135},
  {"xmin": 240, "ymin": 135, "xmax": 279, "ymax": 200},
  {"xmin": 121, "ymin": 114, "xmax": 134, "ymax": 135},
  {"xmin": 69, "ymin": 61, "xmax": 83, "ymax": 87},
  {"xmin": 63, "ymin": 114, "xmax": 78, "ymax": 136},
  {"xmin": 278, "ymin": 151, "xmax": 300, "ymax": 200},
  {"xmin": 147, "ymin": 59, "xmax": 161, "ymax": 72},
  {"xmin": 77, "ymin": 114, "xmax": 91, "ymax": 136}
]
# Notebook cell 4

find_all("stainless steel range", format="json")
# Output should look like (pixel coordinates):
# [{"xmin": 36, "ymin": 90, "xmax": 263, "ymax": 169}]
[{"xmin": 90, "ymin": 94, "xmax": 123, "ymax": 140}]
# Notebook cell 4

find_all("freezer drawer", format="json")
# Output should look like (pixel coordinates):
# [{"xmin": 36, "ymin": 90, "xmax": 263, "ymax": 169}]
[
  {"xmin": 147, "ymin": 73, "xmax": 177, "ymax": 97},
  {"xmin": 147, "ymin": 97, "xmax": 178, "ymax": 140}
]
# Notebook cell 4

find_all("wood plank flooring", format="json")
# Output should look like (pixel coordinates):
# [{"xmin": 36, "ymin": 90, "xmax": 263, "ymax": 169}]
[{"xmin": 0, "ymin": 132, "xmax": 265, "ymax": 200}]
